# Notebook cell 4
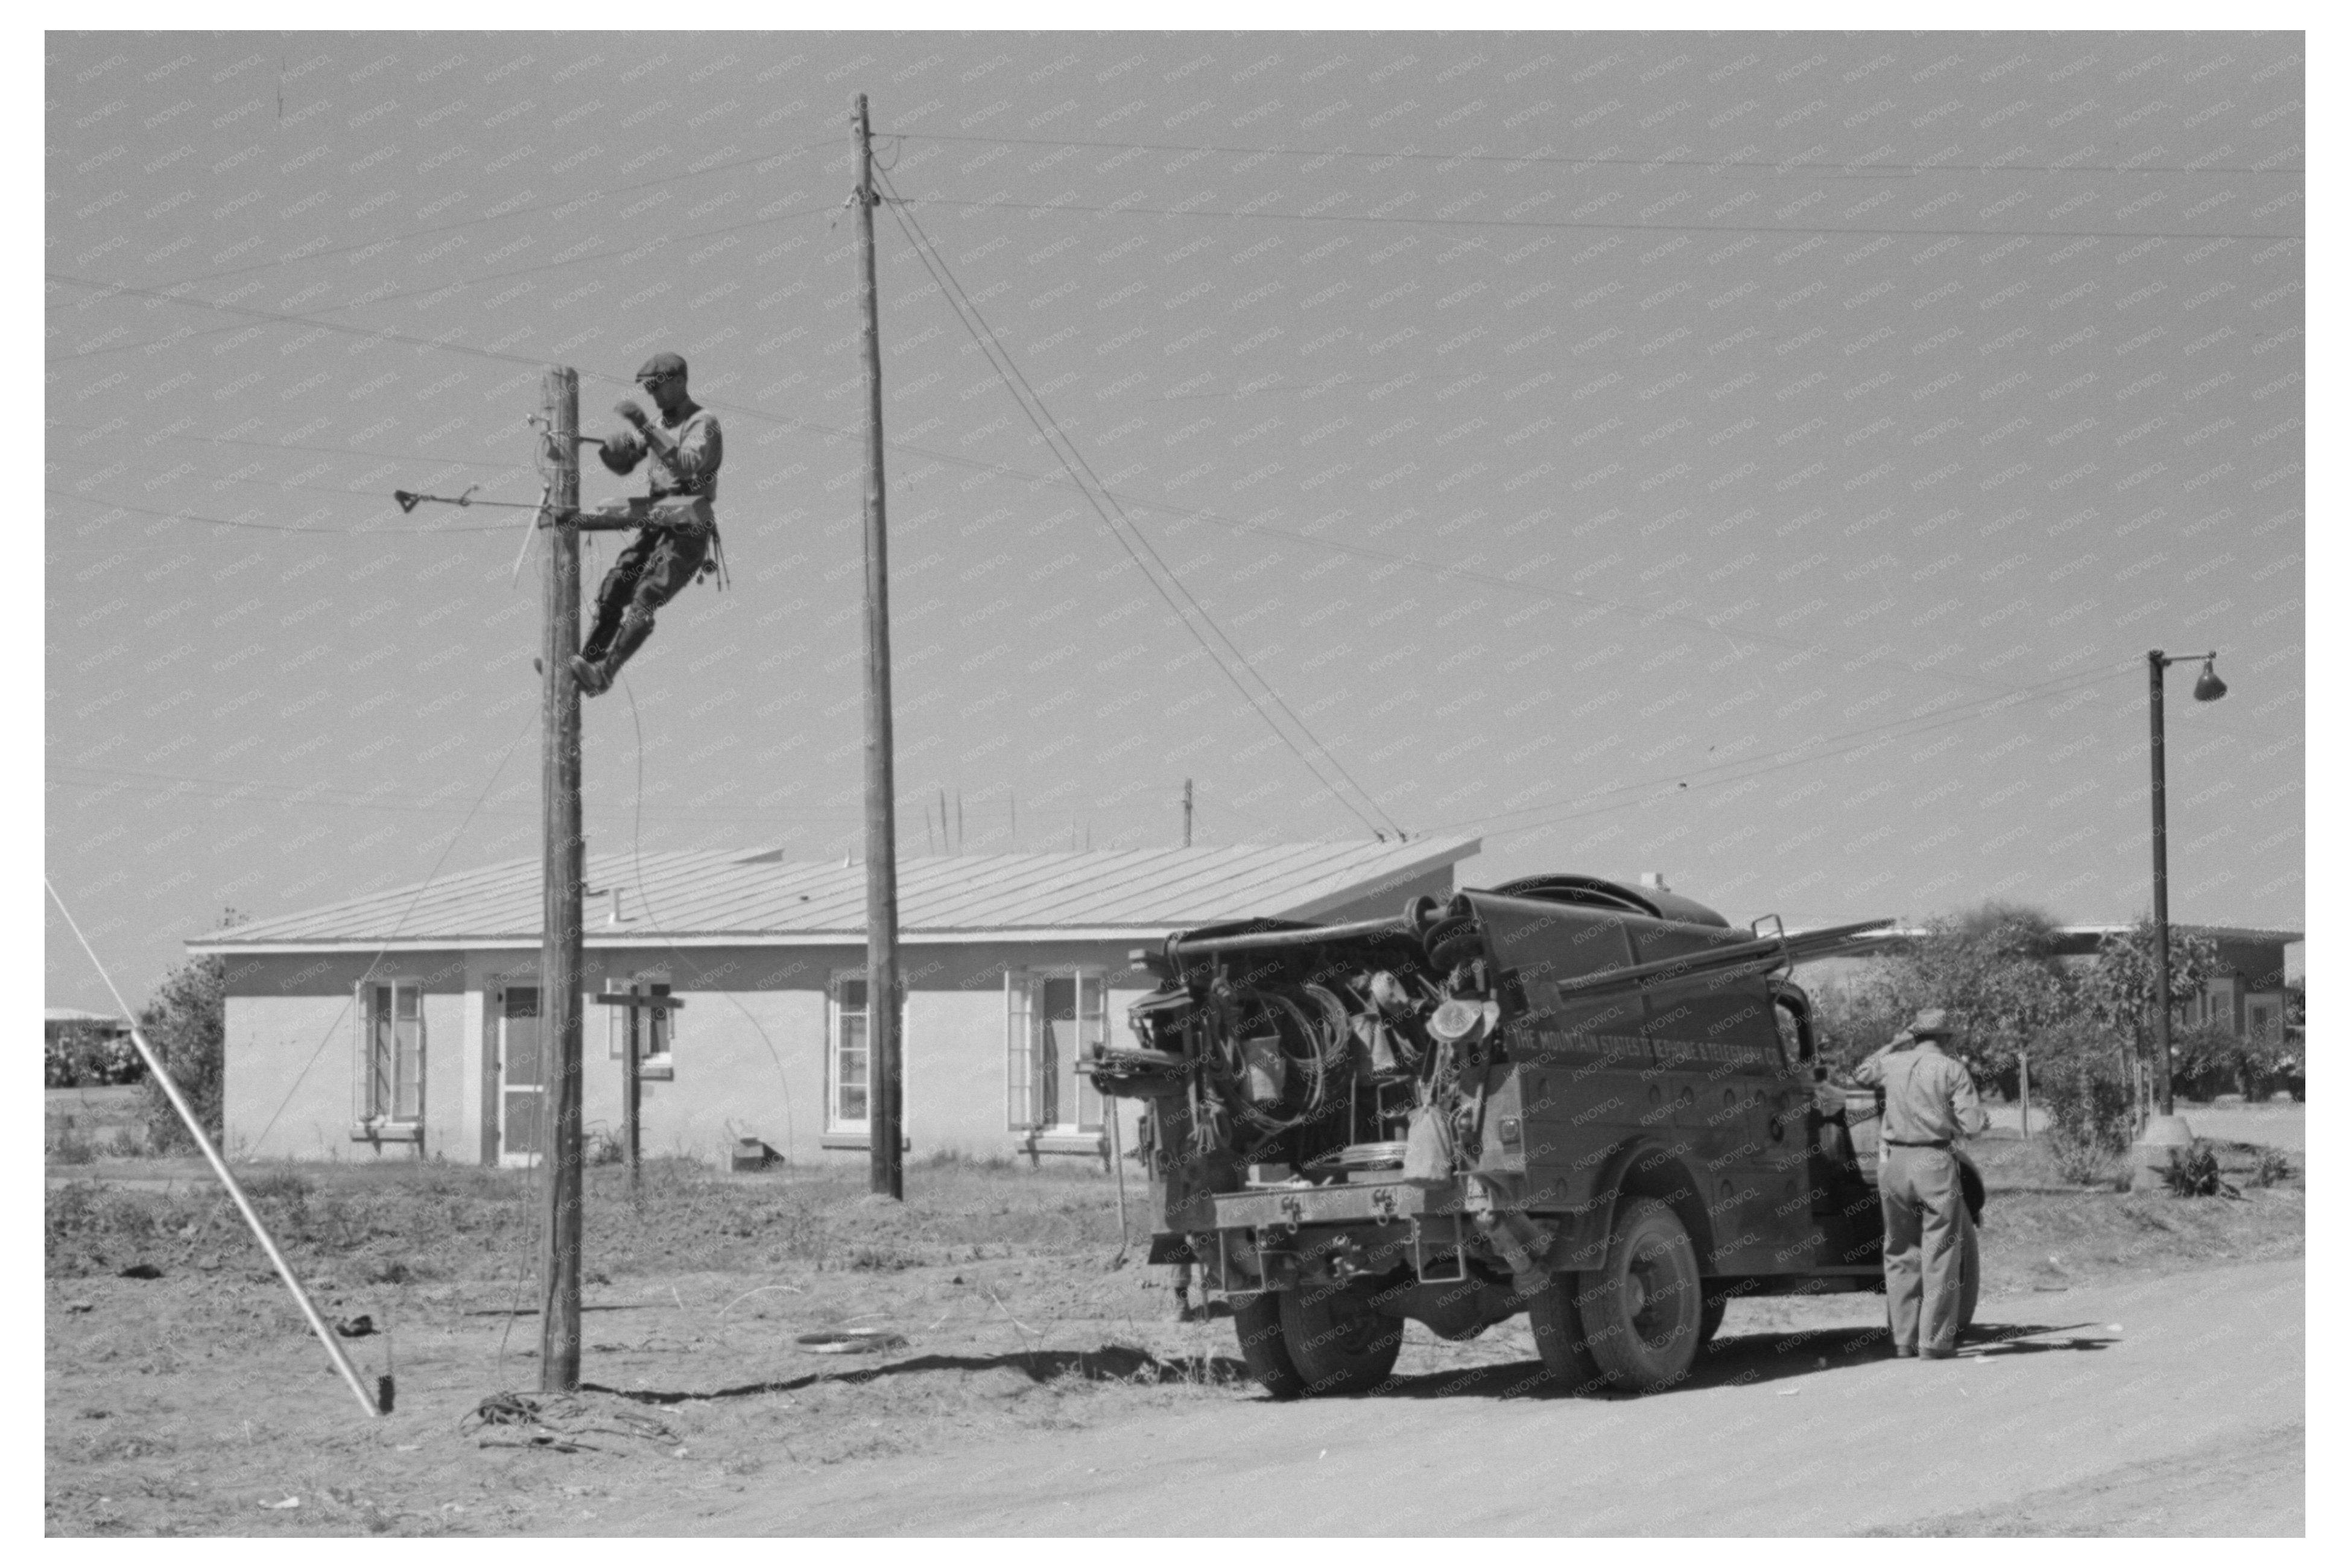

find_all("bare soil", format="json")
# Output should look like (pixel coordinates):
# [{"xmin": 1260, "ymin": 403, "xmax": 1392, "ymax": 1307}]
[{"xmin": 45, "ymin": 1127, "xmax": 2303, "ymax": 1537}]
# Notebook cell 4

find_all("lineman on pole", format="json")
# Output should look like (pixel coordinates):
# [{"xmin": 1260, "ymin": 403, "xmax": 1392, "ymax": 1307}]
[{"xmin": 565, "ymin": 351, "xmax": 725, "ymax": 695}]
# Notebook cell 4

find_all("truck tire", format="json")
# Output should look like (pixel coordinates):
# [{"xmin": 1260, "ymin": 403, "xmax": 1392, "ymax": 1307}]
[
  {"xmin": 1582, "ymin": 1197, "xmax": 1704, "ymax": 1394},
  {"xmin": 1527, "ymin": 1273, "xmax": 1607, "ymax": 1393},
  {"xmin": 1279, "ymin": 1281, "xmax": 1402, "ymax": 1396},
  {"xmin": 1232, "ymin": 1292, "xmax": 1307, "ymax": 1400},
  {"xmin": 1699, "ymin": 1290, "xmax": 1728, "ymax": 1351}
]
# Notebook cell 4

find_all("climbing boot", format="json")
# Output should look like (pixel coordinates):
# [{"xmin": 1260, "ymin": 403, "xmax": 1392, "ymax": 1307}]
[{"xmin": 567, "ymin": 654, "xmax": 611, "ymax": 697}]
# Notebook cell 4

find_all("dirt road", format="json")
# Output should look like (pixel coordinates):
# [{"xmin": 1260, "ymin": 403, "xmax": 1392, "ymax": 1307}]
[{"xmin": 641, "ymin": 1257, "xmax": 2302, "ymax": 1536}]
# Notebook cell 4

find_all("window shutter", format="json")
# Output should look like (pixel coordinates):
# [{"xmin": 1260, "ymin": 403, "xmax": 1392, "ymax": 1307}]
[{"xmin": 1005, "ymin": 969, "xmax": 1033, "ymax": 1132}]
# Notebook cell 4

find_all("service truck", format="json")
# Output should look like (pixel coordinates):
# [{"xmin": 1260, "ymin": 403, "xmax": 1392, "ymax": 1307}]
[{"xmin": 1088, "ymin": 873, "xmax": 1983, "ymax": 1397}]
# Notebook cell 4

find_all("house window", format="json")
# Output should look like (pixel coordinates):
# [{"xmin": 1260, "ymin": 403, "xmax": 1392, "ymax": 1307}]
[
  {"xmin": 1006, "ymin": 970, "xmax": 1106, "ymax": 1134},
  {"xmin": 829, "ymin": 975, "xmax": 907, "ymax": 1133},
  {"xmin": 356, "ymin": 979, "xmax": 424, "ymax": 1130},
  {"xmin": 606, "ymin": 976, "xmax": 677, "ymax": 1081}
]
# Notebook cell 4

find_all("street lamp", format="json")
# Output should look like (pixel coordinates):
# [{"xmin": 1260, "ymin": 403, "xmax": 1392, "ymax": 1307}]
[{"xmin": 2147, "ymin": 648, "xmax": 2226, "ymax": 1121}]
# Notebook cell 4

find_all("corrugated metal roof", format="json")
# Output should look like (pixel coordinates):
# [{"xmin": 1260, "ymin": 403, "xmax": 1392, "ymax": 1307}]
[{"xmin": 193, "ymin": 836, "xmax": 1481, "ymax": 950}]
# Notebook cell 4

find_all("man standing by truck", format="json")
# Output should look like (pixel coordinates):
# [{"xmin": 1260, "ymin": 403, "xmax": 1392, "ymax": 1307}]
[{"xmin": 1855, "ymin": 1007, "xmax": 1987, "ymax": 1359}]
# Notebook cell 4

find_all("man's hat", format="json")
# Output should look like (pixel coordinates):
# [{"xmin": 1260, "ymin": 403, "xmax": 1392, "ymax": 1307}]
[
  {"xmin": 1908, "ymin": 1007, "xmax": 1954, "ymax": 1040},
  {"xmin": 636, "ymin": 351, "xmax": 688, "ymax": 382}
]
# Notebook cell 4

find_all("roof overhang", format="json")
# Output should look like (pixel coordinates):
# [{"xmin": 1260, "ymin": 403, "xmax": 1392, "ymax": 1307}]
[{"xmin": 188, "ymin": 927, "xmax": 1192, "ymax": 956}]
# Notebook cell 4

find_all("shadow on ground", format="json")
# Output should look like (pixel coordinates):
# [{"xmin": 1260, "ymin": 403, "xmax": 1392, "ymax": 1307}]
[
  {"xmin": 1361, "ymin": 1319, "xmax": 2117, "ymax": 1402},
  {"xmin": 588, "ymin": 1345, "xmax": 1254, "ymax": 1405}
]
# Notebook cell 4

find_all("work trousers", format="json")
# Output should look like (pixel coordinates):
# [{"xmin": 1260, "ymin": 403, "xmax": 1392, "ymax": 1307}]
[
  {"xmin": 581, "ymin": 525, "xmax": 710, "ymax": 674},
  {"xmin": 1880, "ymin": 1143, "xmax": 1966, "ymax": 1353}
]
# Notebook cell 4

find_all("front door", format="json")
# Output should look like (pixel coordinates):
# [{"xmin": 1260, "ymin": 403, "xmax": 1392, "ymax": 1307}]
[{"xmin": 499, "ymin": 985, "xmax": 544, "ymax": 1168}]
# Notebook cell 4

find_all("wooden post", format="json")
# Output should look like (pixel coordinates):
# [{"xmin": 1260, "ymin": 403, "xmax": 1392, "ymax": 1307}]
[
  {"xmin": 622, "ymin": 994, "xmax": 642, "ymax": 1193},
  {"xmin": 539, "ymin": 365, "xmax": 585, "ymax": 1389},
  {"xmin": 2017, "ymin": 1049, "xmax": 2032, "ymax": 1141},
  {"xmin": 853, "ymin": 93, "xmax": 904, "ymax": 1201}
]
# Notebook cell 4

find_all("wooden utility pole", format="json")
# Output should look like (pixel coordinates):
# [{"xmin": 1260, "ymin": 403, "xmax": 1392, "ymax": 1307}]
[
  {"xmin": 853, "ymin": 93, "xmax": 905, "ymax": 1200},
  {"xmin": 538, "ymin": 365, "xmax": 585, "ymax": 1389}
]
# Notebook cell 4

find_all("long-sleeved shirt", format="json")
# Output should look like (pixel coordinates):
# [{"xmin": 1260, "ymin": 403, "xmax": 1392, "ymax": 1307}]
[
  {"xmin": 636, "ymin": 404, "xmax": 722, "ymax": 531},
  {"xmin": 1854, "ymin": 1041, "xmax": 1987, "ymax": 1143}
]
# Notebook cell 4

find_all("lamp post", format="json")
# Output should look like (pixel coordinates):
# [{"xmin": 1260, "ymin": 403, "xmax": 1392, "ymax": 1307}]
[{"xmin": 2146, "ymin": 647, "xmax": 2227, "ymax": 1121}]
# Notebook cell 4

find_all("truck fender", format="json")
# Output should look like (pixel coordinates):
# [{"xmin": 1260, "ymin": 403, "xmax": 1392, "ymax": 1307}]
[{"xmin": 1541, "ymin": 1136, "xmax": 1713, "ymax": 1276}]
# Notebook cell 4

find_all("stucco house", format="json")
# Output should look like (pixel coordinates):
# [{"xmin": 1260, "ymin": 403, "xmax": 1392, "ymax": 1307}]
[{"xmin": 192, "ymin": 837, "xmax": 1477, "ymax": 1167}]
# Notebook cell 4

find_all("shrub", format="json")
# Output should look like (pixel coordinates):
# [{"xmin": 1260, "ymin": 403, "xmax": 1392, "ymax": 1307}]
[
  {"xmin": 135, "ymin": 952, "xmax": 229, "ymax": 1154},
  {"xmin": 2167, "ymin": 1022, "xmax": 2243, "ymax": 1103},
  {"xmin": 2161, "ymin": 1140, "xmax": 2229, "ymax": 1198},
  {"xmin": 2047, "ymin": 1133, "xmax": 2121, "ymax": 1188},
  {"xmin": 2032, "ymin": 1019, "xmax": 2136, "ymax": 1157},
  {"xmin": 2250, "ymin": 1149, "xmax": 2295, "ymax": 1188},
  {"xmin": 44, "ymin": 1023, "xmax": 144, "ymax": 1089}
]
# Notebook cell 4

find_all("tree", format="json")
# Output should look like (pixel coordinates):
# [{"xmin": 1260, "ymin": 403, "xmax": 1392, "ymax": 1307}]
[
  {"xmin": 2081, "ymin": 917, "xmax": 2220, "ymax": 1068},
  {"xmin": 135, "ymin": 911, "xmax": 242, "ymax": 1152},
  {"xmin": 1823, "ymin": 903, "xmax": 2070, "ymax": 1090}
]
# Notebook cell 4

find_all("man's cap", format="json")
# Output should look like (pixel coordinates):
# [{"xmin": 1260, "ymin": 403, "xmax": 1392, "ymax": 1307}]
[
  {"xmin": 1908, "ymin": 1007, "xmax": 1954, "ymax": 1040},
  {"xmin": 636, "ymin": 351, "xmax": 688, "ymax": 382}
]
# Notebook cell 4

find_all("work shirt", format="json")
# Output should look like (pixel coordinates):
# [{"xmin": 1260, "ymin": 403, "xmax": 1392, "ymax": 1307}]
[
  {"xmin": 1854, "ymin": 1042, "xmax": 1987, "ymax": 1144},
  {"xmin": 640, "ymin": 405, "xmax": 721, "ymax": 532}
]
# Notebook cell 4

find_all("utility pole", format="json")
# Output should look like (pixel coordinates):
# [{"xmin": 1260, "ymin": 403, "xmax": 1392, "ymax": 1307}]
[
  {"xmin": 538, "ymin": 365, "xmax": 585, "ymax": 1389},
  {"xmin": 2147, "ymin": 650, "xmax": 2174, "ymax": 1122},
  {"xmin": 1183, "ymin": 778, "xmax": 1193, "ymax": 848},
  {"xmin": 853, "ymin": 93, "xmax": 904, "ymax": 1201}
]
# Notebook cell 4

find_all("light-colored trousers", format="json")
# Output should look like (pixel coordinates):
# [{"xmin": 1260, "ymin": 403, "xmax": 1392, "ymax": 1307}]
[{"xmin": 1880, "ymin": 1143, "xmax": 1965, "ymax": 1353}]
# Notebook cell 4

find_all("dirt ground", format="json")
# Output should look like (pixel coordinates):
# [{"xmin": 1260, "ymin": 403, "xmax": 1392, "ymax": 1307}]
[{"xmin": 45, "ymin": 1122, "xmax": 2304, "ymax": 1537}]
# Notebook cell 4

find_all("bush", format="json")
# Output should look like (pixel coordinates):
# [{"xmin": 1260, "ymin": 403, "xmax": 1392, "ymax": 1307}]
[
  {"xmin": 2250, "ymin": 1149, "xmax": 2295, "ymax": 1188},
  {"xmin": 44, "ymin": 1023, "xmax": 144, "ymax": 1089},
  {"xmin": 2167, "ymin": 1022, "xmax": 2243, "ymax": 1103},
  {"xmin": 2161, "ymin": 1140, "xmax": 2229, "ymax": 1198},
  {"xmin": 135, "ymin": 952, "xmax": 228, "ymax": 1154},
  {"xmin": 2032, "ymin": 1019, "xmax": 2136, "ymax": 1157},
  {"xmin": 2047, "ymin": 1133, "xmax": 2122, "ymax": 1188}
]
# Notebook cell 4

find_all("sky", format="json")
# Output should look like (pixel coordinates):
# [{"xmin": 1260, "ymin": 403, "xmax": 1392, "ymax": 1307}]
[{"xmin": 44, "ymin": 28, "xmax": 2305, "ymax": 1013}]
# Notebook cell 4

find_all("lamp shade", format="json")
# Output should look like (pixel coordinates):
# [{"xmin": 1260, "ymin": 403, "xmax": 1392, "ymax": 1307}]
[{"xmin": 2192, "ymin": 657, "xmax": 2227, "ymax": 703}]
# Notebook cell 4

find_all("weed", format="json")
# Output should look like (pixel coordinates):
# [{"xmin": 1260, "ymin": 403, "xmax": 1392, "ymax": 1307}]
[
  {"xmin": 51, "ymin": 1128, "xmax": 97, "ymax": 1166},
  {"xmin": 2250, "ymin": 1149, "xmax": 2295, "ymax": 1188},
  {"xmin": 2047, "ymin": 1131, "xmax": 2120, "ymax": 1188}
]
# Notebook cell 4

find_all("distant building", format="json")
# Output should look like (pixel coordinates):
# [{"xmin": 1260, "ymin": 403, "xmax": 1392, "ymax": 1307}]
[
  {"xmin": 45, "ymin": 1007, "xmax": 128, "ymax": 1051},
  {"xmin": 189, "ymin": 838, "xmax": 1477, "ymax": 1168}
]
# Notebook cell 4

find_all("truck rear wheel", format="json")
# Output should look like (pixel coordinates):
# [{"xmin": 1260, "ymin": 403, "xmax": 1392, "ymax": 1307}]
[
  {"xmin": 1232, "ymin": 1292, "xmax": 1307, "ymax": 1400},
  {"xmin": 1279, "ymin": 1282, "xmax": 1402, "ymax": 1396},
  {"xmin": 1527, "ymin": 1274, "xmax": 1607, "ymax": 1392},
  {"xmin": 1582, "ymin": 1197, "xmax": 1704, "ymax": 1394}
]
